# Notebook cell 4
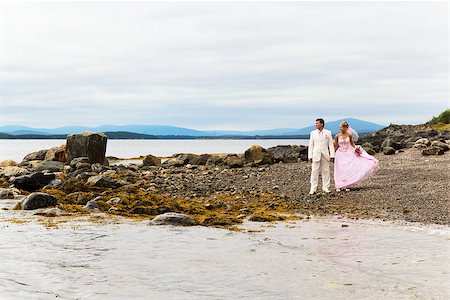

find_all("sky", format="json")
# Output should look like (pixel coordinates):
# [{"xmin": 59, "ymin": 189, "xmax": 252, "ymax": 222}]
[{"xmin": 0, "ymin": 1, "xmax": 448, "ymax": 130}]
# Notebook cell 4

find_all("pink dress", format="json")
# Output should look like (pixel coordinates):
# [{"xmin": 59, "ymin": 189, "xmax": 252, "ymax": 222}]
[{"xmin": 334, "ymin": 136, "xmax": 380, "ymax": 189}]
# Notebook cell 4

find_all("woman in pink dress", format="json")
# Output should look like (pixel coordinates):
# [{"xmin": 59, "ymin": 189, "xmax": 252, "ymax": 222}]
[{"xmin": 334, "ymin": 121, "xmax": 379, "ymax": 192}]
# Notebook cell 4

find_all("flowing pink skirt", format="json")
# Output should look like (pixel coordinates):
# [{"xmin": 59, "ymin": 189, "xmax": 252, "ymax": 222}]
[{"xmin": 334, "ymin": 149, "xmax": 379, "ymax": 189}]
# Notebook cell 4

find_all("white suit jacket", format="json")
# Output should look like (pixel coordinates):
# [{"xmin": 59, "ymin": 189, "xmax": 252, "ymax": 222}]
[{"xmin": 308, "ymin": 129, "xmax": 335, "ymax": 162}]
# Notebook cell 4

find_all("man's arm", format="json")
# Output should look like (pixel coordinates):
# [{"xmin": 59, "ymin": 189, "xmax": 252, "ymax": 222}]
[
  {"xmin": 328, "ymin": 131, "xmax": 335, "ymax": 159},
  {"xmin": 308, "ymin": 132, "xmax": 314, "ymax": 162}
]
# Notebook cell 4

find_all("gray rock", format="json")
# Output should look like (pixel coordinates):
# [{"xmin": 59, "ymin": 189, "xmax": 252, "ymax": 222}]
[
  {"xmin": 21, "ymin": 192, "xmax": 57, "ymax": 210},
  {"xmin": 10, "ymin": 172, "xmax": 56, "ymax": 191},
  {"xmin": 149, "ymin": 212, "xmax": 196, "ymax": 226},
  {"xmin": 415, "ymin": 138, "xmax": 430, "ymax": 146},
  {"xmin": 0, "ymin": 166, "xmax": 29, "ymax": 177},
  {"xmin": 0, "ymin": 188, "xmax": 17, "ymax": 199},
  {"xmin": 244, "ymin": 145, "xmax": 273, "ymax": 165},
  {"xmin": 34, "ymin": 161, "xmax": 64, "ymax": 172},
  {"xmin": 381, "ymin": 139, "xmax": 402, "ymax": 150},
  {"xmin": 75, "ymin": 162, "xmax": 92, "ymax": 170},
  {"xmin": 383, "ymin": 147, "xmax": 396, "ymax": 155},
  {"xmin": 422, "ymin": 147, "xmax": 444, "ymax": 156},
  {"xmin": 206, "ymin": 154, "xmax": 228, "ymax": 166},
  {"xmin": 66, "ymin": 132, "xmax": 107, "ymax": 165},
  {"xmin": 0, "ymin": 160, "xmax": 18, "ymax": 167},
  {"xmin": 162, "ymin": 158, "xmax": 184, "ymax": 167},
  {"xmin": 143, "ymin": 154, "xmax": 161, "ymax": 167},
  {"xmin": 430, "ymin": 141, "xmax": 449, "ymax": 151},
  {"xmin": 365, "ymin": 148, "xmax": 376, "ymax": 155},
  {"xmin": 23, "ymin": 149, "xmax": 48, "ymax": 162},
  {"xmin": 87, "ymin": 175, "xmax": 121, "ymax": 188},
  {"xmin": 44, "ymin": 145, "xmax": 66, "ymax": 162},
  {"xmin": 91, "ymin": 163, "xmax": 104, "ymax": 173},
  {"xmin": 224, "ymin": 154, "xmax": 245, "ymax": 168},
  {"xmin": 267, "ymin": 145, "xmax": 305, "ymax": 163},
  {"xmin": 46, "ymin": 179, "xmax": 62, "ymax": 187},
  {"xmin": 84, "ymin": 199, "xmax": 100, "ymax": 210},
  {"xmin": 106, "ymin": 197, "xmax": 122, "ymax": 204},
  {"xmin": 70, "ymin": 157, "xmax": 90, "ymax": 168}
]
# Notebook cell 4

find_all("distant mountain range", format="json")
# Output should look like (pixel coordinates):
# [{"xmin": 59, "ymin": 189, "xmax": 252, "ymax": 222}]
[{"xmin": 0, "ymin": 118, "xmax": 384, "ymax": 139}]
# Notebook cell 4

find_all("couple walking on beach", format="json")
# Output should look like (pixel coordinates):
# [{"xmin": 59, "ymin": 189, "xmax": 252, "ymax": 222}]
[{"xmin": 308, "ymin": 118, "xmax": 379, "ymax": 195}]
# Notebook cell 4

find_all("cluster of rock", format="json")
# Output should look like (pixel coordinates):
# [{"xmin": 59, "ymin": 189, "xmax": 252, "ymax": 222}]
[
  {"xmin": 0, "ymin": 132, "xmax": 110, "ymax": 211},
  {"xmin": 143, "ymin": 145, "xmax": 308, "ymax": 169},
  {"xmin": 357, "ymin": 124, "xmax": 450, "ymax": 156},
  {"xmin": 1, "ymin": 133, "xmax": 306, "ymax": 225}
]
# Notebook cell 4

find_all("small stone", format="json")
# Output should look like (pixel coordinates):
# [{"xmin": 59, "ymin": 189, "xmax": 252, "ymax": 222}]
[
  {"xmin": 149, "ymin": 212, "xmax": 196, "ymax": 226},
  {"xmin": 106, "ymin": 197, "xmax": 122, "ymax": 204},
  {"xmin": 383, "ymin": 147, "xmax": 396, "ymax": 155},
  {"xmin": 21, "ymin": 192, "xmax": 57, "ymax": 210},
  {"xmin": 84, "ymin": 199, "xmax": 100, "ymax": 210}
]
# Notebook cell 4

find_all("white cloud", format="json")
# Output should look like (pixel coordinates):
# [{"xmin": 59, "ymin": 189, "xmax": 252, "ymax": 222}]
[{"xmin": 0, "ymin": 1, "xmax": 448, "ymax": 129}]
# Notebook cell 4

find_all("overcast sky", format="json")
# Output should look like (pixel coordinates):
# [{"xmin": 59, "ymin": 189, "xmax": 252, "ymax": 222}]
[{"xmin": 0, "ymin": 1, "xmax": 448, "ymax": 130}]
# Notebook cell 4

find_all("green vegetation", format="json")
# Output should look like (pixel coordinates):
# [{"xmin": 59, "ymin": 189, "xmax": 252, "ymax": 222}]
[{"xmin": 429, "ymin": 109, "xmax": 450, "ymax": 125}]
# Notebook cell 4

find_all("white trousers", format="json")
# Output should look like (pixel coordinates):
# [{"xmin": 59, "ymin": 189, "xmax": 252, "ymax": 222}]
[{"xmin": 310, "ymin": 154, "xmax": 330, "ymax": 193}]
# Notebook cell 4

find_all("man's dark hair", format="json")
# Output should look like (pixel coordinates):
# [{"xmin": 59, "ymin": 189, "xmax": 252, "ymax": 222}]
[{"xmin": 316, "ymin": 118, "xmax": 325, "ymax": 126}]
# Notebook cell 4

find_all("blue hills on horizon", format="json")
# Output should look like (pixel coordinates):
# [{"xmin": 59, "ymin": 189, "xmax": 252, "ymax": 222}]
[{"xmin": 0, "ymin": 118, "xmax": 385, "ymax": 137}]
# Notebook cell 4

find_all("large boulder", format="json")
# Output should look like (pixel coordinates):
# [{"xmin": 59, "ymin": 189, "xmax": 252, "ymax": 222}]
[
  {"xmin": 20, "ymin": 192, "xmax": 57, "ymax": 210},
  {"xmin": 422, "ymin": 147, "xmax": 444, "ymax": 156},
  {"xmin": 10, "ymin": 172, "xmax": 56, "ymax": 191},
  {"xmin": 0, "ymin": 160, "xmax": 18, "ymax": 167},
  {"xmin": 206, "ymin": 154, "xmax": 228, "ymax": 166},
  {"xmin": 34, "ymin": 161, "xmax": 65, "ymax": 172},
  {"xmin": 162, "ymin": 158, "xmax": 185, "ymax": 167},
  {"xmin": 224, "ymin": 154, "xmax": 245, "ymax": 168},
  {"xmin": 414, "ymin": 138, "xmax": 430, "ymax": 146},
  {"xmin": 70, "ymin": 157, "xmax": 90, "ymax": 168},
  {"xmin": 143, "ymin": 154, "xmax": 161, "ymax": 167},
  {"xmin": 149, "ymin": 212, "xmax": 196, "ymax": 226},
  {"xmin": 381, "ymin": 139, "xmax": 402, "ymax": 150},
  {"xmin": 244, "ymin": 145, "xmax": 273, "ymax": 165},
  {"xmin": 172, "ymin": 153, "xmax": 211, "ymax": 166},
  {"xmin": 0, "ymin": 166, "xmax": 29, "ymax": 177},
  {"xmin": 430, "ymin": 141, "xmax": 449, "ymax": 151},
  {"xmin": 23, "ymin": 149, "xmax": 48, "ymax": 162},
  {"xmin": 66, "ymin": 132, "xmax": 107, "ymax": 165},
  {"xmin": 267, "ymin": 145, "xmax": 307, "ymax": 163},
  {"xmin": 45, "ymin": 145, "xmax": 66, "ymax": 162}
]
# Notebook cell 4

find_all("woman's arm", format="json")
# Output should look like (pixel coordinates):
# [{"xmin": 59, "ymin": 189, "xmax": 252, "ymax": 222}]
[
  {"xmin": 334, "ymin": 134, "xmax": 339, "ymax": 151},
  {"xmin": 349, "ymin": 135, "xmax": 356, "ymax": 148}
]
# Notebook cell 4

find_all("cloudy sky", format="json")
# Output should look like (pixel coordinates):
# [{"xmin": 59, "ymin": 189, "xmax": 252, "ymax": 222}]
[{"xmin": 0, "ymin": 1, "xmax": 448, "ymax": 130}]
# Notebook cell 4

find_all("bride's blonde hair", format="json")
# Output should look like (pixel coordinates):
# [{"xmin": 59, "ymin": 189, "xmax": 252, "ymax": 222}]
[{"xmin": 340, "ymin": 121, "xmax": 349, "ymax": 128}]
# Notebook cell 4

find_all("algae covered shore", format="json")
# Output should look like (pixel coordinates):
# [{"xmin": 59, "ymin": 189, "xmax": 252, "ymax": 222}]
[{"xmin": 0, "ymin": 124, "xmax": 449, "ymax": 228}]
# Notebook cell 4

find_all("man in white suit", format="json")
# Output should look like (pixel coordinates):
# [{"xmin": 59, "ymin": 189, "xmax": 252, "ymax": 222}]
[{"xmin": 308, "ymin": 118, "xmax": 335, "ymax": 194}]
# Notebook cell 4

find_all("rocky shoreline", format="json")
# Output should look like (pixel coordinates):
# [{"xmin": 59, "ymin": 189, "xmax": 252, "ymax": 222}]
[{"xmin": 0, "ymin": 124, "xmax": 449, "ymax": 227}]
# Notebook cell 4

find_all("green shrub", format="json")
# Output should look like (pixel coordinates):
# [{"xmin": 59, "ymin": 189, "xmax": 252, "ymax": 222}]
[{"xmin": 429, "ymin": 109, "xmax": 450, "ymax": 124}]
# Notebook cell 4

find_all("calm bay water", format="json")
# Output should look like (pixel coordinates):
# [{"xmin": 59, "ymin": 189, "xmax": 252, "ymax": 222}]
[
  {"xmin": 0, "ymin": 139, "xmax": 309, "ymax": 162},
  {"xmin": 0, "ymin": 214, "xmax": 448, "ymax": 300}
]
